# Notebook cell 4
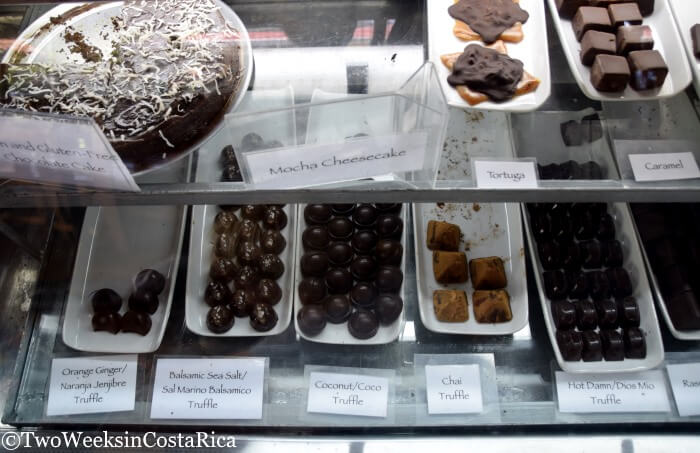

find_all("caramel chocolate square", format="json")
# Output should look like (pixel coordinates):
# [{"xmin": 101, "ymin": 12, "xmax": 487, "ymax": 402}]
[
  {"xmin": 555, "ymin": 0, "xmax": 588, "ymax": 19},
  {"xmin": 426, "ymin": 220, "xmax": 461, "ymax": 251},
  {"xmin": 591, "ymin": 54, "xmax": 630, "ymax": 91},
  {"xmin": 573, "ymin": 7, "xmax": 613, "ymax": 41},
  {"xmin": 473, "ymin": 289, "xmax": 512, "ymax": 323},
  {"xmin": 628, "ymin": 49, "xmax": 668, "ymax": 90},
  {"xmin": 616, "ymin": 25, "xmax": 653, "ymax": 55},
  {"xmin": 469, "ymin": 256, "xmax": 507, "ymax": 289},
  {"xmin": 580, "ymin": 30, "xmax": 616, "ymax": 66},
  {"xmin": 433, "ymin": 289, "xmax": 469, "ymax": 322},
  {"xmin": 692, "ymin": 24, "xmax": 700, "ymax": 59},
  {"xmin": 433, "ymin": 251, "xmax": 468, "ymax": 284},
  {"xmin": 608, "ymin": 3, "xmax": 642, "ymax": 28}
]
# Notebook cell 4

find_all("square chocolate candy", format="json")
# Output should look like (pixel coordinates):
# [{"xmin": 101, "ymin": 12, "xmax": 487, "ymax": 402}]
[
  {"xmin": 608, "ymin": 3, "xmax": 642, "ymax": 28},
  {"xmin": 628, "ymin": 49, "xmax": 668, "ymax": 90},
  {"xmin": 555, "ymin": 0, "xmax": 588, "ymax": 19},
  {"xmin": 591, "ymin": 54, "xmax": 630, "ymax": 91},
  {"xmin": 580, "ymin": 30, "xmax": 616, "ymax": 66},
  {"xmin": 692, "ymin": 24, "xmax": 700, "ymax": 59},
  {"xmin": 573, "ymin": 7, "xmax": 613, "ymax": 41},
  {"xmin": 616, "ymin": 25, "xmax": 654, "ymax": 55}
]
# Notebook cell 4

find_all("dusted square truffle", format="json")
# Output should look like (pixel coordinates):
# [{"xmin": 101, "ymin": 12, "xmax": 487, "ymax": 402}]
[
  {"xmin": 628, "ymin": 49, "xmax": 668, "ymax": 90},
  {"xmin": 473, "ymin": 290, "xmax": 512, "ymax": 323},
  {"xmin": 616, "ymin": 25, "xmax": 654, "ymax": 55},
  {"xmin": 555, "ymin": 0, "xmax": 588, "ymax": 19},
  {"xmin": 427, "ymin": 220, "xmax": 461, "ymax": 251},
  {"xmin": 432, "ymin": 250, "xmax": 468, "ymax": 284},
  {"xmin": 573, "ymin": 7, "xmax": 613, "ymax": 41},
  {"xmin": 433, "ymin": 289, "xmax": 469, "ymax": 322},
  {"xmin": 692, "ymin": 24, "xmax": 700, "ymax": 59},
  {"xmin": 591, "ymin": 54, "xmax": 630, "ymax": 91},
  {"xmin": 469, "ymin": 256, "xmax": 507, "ymax": 289},
  {"xmin": 580, "ymin": 30, "xmax": 616, "ymax": 66},
  {"xmin": 608, "ymin": 3, "xmax": 642, "ymax": 28}
]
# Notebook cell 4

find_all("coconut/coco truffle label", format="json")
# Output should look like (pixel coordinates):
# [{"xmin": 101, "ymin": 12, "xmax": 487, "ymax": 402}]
[
  {"xmin": 425, "ymin": 364, "xmax": 483, "ymax": 414},
  {"xmin": 307, "ymin": 372, "xmax": 389, "ymax": 417}
]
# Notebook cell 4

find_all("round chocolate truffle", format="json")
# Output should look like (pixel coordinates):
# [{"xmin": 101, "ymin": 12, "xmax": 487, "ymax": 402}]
[
  {"xmin": 128, "ymin": 289, "xmax": 159, "ymax": 315},
  {"xmin": 204, "ymin": 280, "xmax": 232, "ymax": 307},
  {"xmin": 249, "ymin": 303, "xmax": 278, "ymax": 332},
  {"xmin": 259, "ymin": 253, "xmax": 284, "ymax": 279},
  {"xmin": 328, "ymin": 217, "xmax": 354, "ymax": 241},
  {"xmin": 298, "ymin": 277, "xmax": 327, "ymax": 304},
  {"xmin": 348, "ymin": 309, "xmax": 379, "ymax": 339},
  {"xmin": 213, "ymin": 210, "xmax": 238, "ymax": 235},
  {"xmin": 120, "ymin": 310, "xmax": 152, "ymax": 336},
  {"xmin": 261, "ymin": 229, "xmax": 286, "ymax": 254},
  {"xmin": 331, "ymin": 204, "xmax": 355, "ymax": 216},
  {"xmin": 241, "ymin": 205, "xmax": 265, "ymax": 221},
  {"xmin": 241, "ymin": 132, "xmax": 265, "ymax": 151},
  {"xmin": 325, "ymin": 267, "xmax": 353, "ymax": 294},
  {"xmin": 352, "ymin": 204, "xmax": 378, "ymax": 228},
  {"xmin": 207, "ymin": 305, "xmax": 235, "ymax": 333},
  {"xmin": 301, "ymin": 251, "xmax": 330, "ymax": 277},
  {"xmin": 263, "ymin": 206, "xmax": 288, "ymax": 230},
  {"xmin": 134, "ymin": 269, "xmax": 166, "ymax": 295},
  {"xmin": 376, "ymin": 266, "xmax": 403, "ymax": 293},
  {"xmin": 375, "ymin": 203, "xmax": 401, "ymax": 214},
  {"xmin": 297, "ymin": 305, "xmax": 327, "ymax": 337},
  {"xmin": 302, "ymin": 226, "xmax": 330, "ymax": 250},
  {"xmin": 375, "ymin": 214, "xmax": 403, "ymax": 239},
  {"xmin": 235, "ymin": 265, "xmax": 260, "ymax": 289},
  {"xmin": 210, "ymin": 257, "xmax": 237, "ymax": 283},
  {"xmin": 375, "ymin": 294, "xmax": 403, "ymax": 325},
  {"xmin": 215, "ymin": 232, "xmax": 237, "ymax": 258},
  {"xmin": 92, "ymin": 312, "xmax": 121, "ymax": 334},
  {"xmin": 238, "ymin": 219, "xmax": 261, "ymax": 242},
  {"xmin": 91, "ymin": 288, "xmax": 122, "ymax": 314},
  {"xmin": 304, "ymin": 204, "xmax": 333, "ymax": 225},
  {"xmin": 350, "ymin": 282, "xmax": 377, "ymax": 308},
  {"xmin": 237, "ymin": 240, "xmax": 262, "ymax": 266},
  {"xmin": 257, "ymin": 278, "xmax": 282, "ymax": 305},
  {"xmin": 375, "ymin": 240, "xmax": 403, "ymax": 266},
  {"xmin": 350, "ymin": 255, "xmax": 377, "ymax": 281},
  {"xmin": 351, "ymin": 230, "xmax": 378, "ymax": 254},
  {"xmin": 229, "ymin": 289, "xmax": 256, "ymax": 317},
  {"xmin": 324, "ymin": 294, "xmax": 352, "ymax": 323},
  {"xmin": 327, "ymin": 242, "xmax": 354, "ymax": 267}
]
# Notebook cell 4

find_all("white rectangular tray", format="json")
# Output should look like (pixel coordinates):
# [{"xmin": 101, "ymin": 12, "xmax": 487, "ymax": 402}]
[
  {"xmin": 413, "ymin": 202, "xmax": 528, "ymax": 335},
  {"xmin": 427, "ymin": 0, "xmax": 551, "ymax": 112},
  {"xmin": 668, "ymin": 0, "xmax": 700, "ymax": 99},
  {"xmin": 293, "ymin": 204, "xmax": 407, "ymax": 344},
  {"xmin": 547, "ymin": 0, "xmax": 691, "ymax": 101},
  {"xmin": 523, "ymin": 203, "xmax": 664, "ymax": 373}
]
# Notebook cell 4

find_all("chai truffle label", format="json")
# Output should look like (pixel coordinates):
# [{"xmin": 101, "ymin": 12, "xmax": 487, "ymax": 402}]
[
  {"xmin": 425, "ymin": 364, "xmax": 483, "ymax": 414},
  {"xmin": 46, "ymin": 355, "xmax": 138, "ymax": 416},
  {"xmin": 555, "ymin": 370, "xmax": 671, "ymax": 413},
  {"xmin": 307, "ymin": 372, "xmax": 389, "ymax": 417},
  {"xmin": 666, "ymin": 363, "xmax": 700, "ymax": 417},
  {"xmin": 629, "ymin": 152, "xmax": 700, "ymax": 182},
  {"xmin": 473, "ymin": 159, "xmax": 538, "ymax": 188},
  {"xmin": 150, "ymin": 358, "xmax": 266, "ymax": 420}
]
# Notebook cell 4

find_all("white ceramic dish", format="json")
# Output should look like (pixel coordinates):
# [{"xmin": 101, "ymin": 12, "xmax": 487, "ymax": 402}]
[
  {"xmin": 523, "ymin": 203, "xmax": 664, "ymax": 373},
  {"xmin": 668, "ymin": 0, "xmax": 700, "ymax": 99},
  {"xmin": 427, "ymin": 0, "xmax": 551, "ymax": 112},
  {"xmin": 413, "ymin": 202, "xmax": 528, "ymax": 335},
  {"xmin": 293, "ymin": 204, "xmax": 407, "ymax": 344},
  {"xmin": 546, "ymin": 0, "xmax": 691, "ymax": 101}
]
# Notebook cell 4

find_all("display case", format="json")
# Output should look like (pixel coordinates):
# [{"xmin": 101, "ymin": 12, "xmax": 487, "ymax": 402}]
[{"xmin": 0, "ymin": 0, "xmax": 699, "ymax": 451}]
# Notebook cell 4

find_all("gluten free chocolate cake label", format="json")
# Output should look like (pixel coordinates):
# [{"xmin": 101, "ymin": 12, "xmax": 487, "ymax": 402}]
[
  {"xmin": 307, "ymin": 372, "xmax": 389, "ymax": 417},
  {"xmin": 555, "ymin": 370, "xmax": 671, "ymax": 413},
  {"xmin": 425, "ymin": 364, "xmax": 483, "ymax": 414},
  {"xmin": 0, "ymin": 110, "xmax": 139, "ymax": 191},
  {"xmin": 629, "ymin": 152, "xmax": 700, "ymax": 182},
  {"xmin": 46, "ymin": 355, "xmax": 137, "ymax": 416},
  {"xmin": 666, "ymin": 363, "xmax": 700, "ymax": 417},
  {"xmin": 150, "ymin": 358, "xmax": 265, "ymax": 420},
  {"xmin": 473, "ymin": 159, "xmax": 538, "ymax": 188}
]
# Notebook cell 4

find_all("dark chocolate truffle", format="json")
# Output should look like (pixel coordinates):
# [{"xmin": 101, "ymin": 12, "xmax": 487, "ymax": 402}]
[
  {"xmin": 556, "ymin": 330, "xmax": 583, "ymax": 361},
  {"xmin": 263, "ymin": 206, "xmax": 287, "ymax": 230},
  {"xmin": 304, "ymin": 204, "xmax": 333, "ymax": 225},
  {"xmin": 375, "ymin": 266, "xmax": 403, "ymax": 293},
  {"xmin": 623, "ymin": 327, "xmax": 646, "ymax": 358},
  {"xmin": 350, "ymin": 282, "xmax": 377, "ymax": 308},
  {"xmin": 238, "ymin": 219, "xmax": 261, "ymax": 242},
  {"xmin": 574, "ymin": 209, "xmax": 597, "ymax": 240},
  {"xmin": 602, "ymin": 240, "xmax": 624, "ymax": 267},
  {"xmin": 587, "ymin": 270, "xmax": 611, "ymax": 300},
  {"xmin": 575, "ymin": 300, "xmax": 599, "ymax": 330},
  {"xmin": 327, "ymin": 217, "xmax": 354, "ymax": 241},
  {"xmin": 375, "ymin": 240, "xmax": 403, "ymax": 266},
  {"xmin": 597, "ymin": 213, "xmax": 616, "ymax": 240},
  {"xmin": 375, "ymin": 214, "xmax": 403, "ymax": 239},
  {"xmin": 256, "ymin": 278, "xmax": 282, "ymax": 305},
  {"xmin": 301, "ymin": 251, "xmax": 329, "ymax": 277},
  {"xmin": 327, "ymin": 242, "xmax": 354, "ymax": 266},
  {"xmin": 241, "ymin": 205, "xmax": 265, "ymax": 221},
  {"xmin": 580, "ymin": 241, "xmax": 602, "ymax": 269},
  {"xmin": 249, "ymin": 303, "xmax": 278, "ymax": 332},
  {"xmin": 581, "ymin": 330, "xmax": 603, "ymax": 361},
  {"xmin": 530, "ymin": 211, "xmax": 552, "ymax": 241},
  {"xmin": 324, "ymin": 295, "xmax": 352, "ymax": 323},
  {"xmin": 538, "ymin": 241, "xmax": 561, "ymax": 270},
  {"xmin": 215, "ymin": 232, "xmax": 237, "ymax": 258},
  {"xmin": 606, "ymin": 267, "xmax": 633, "ymax": 299},
  {"xmin": 331, "ymin": 204, "xmax": 355, "ymax": 216},
  {"xmin": 552, "ymin": 300, "xmax": 577, "ymax": 330},
  {"xmin": 302, "ymin": 226, "xmax": 330, "ymax": 250},
  {"xmin": 543, "ymin": 270, "xmax": 568, "ymax": 300},
  {"xmin": 261, "ymin": 229, "xmax": 286, "ymax": 254},
  {"xmin": 617, "ymin": 296, "xmax": 641, "ymax": 327},
  {"xmin": 91, "ymin": 288, "xmax": 122, "ymax": 314},
  {"xmin": 568, "ymin": 271, "xmax": 589, "ymax": 299},
  {"xmin": 205, "ymin": 280, "xmax": 232, "ymax": 307},
  {"xmin": 600, "ymin": 329, "xmax": 624, "ymax": 361},
  {"xmin": 258, "ymin": 253, "xmax": 284, "ymax": 279},
  {"xmin": 595, "ymin": 299, "xmax": 618, "ymax": 329},
  {"xmin": 348, "ymin": 309, "xmax": 379, "ymax": 339},
  {"xmin": 352, "ymin": 204, "xmax": 378, "ymax": 228},
  {"xmin": 375, "ymin": 294, "xmax": 403, "ymax": 325},
  {"xmin": 235, "ymin": 265, "xmax": 260, "ymax": 289},
  {"xmin": 229, "ymin": 289, "xmax": 255, "ymax": 317},
  {"xmin": 351, "ymin": 230, "xmax": 378, "ymax": 254},
  {"xmin": 213, "ymin": 210, "xmax": 238, "ymax": 235},
  {"xmin": 560, "ymin": 241, "xmax": 582, "ymax": 271},
  {"xmin": 350, "ymin": 255, "xmax": 378, "ymax": 281},
  {"xmin": 297, "ymin": 305, "xmax": 326, "ymax": 336},
  {"xmin": 92, "ymin": 312, "xmax": 121, "ymax": 334},
  {"xmin": 128, "ymin": 289, "xmax": 159, "ymax": 315},
  {"xmin": 550, "ymin": 212, "xmax": 573, "ymax": 243},
  {"xmin": 210, "ymin": 257, "xmax": 236, "ymax": 283},
  {"xmin": 298, "ymin": 277, "xmax": 326, "ymax": 304},
  {"xmin": 120, "ymin": 311, "xmax": 152, "ymax": 336},
  {"xmin": 134, "ymin": 269, "xmax": 166, "ymax": 295},
  {"xmin": 207, "ymin": 305, "xmax": 235, "ymax": 333},
  {"xmin": 237, "ymin": 240, "xmax": 261, "ymax": 266},
  {"xmin": 325, "ymin": 267, "xmax": 353, "ymax": 294}
]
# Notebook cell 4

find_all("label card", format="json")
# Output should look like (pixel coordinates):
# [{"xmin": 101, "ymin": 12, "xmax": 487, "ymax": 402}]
[
  {"xmin": 425, "ymin": 364, "xmax": 483, "ymax": 414},
  {"xmin": 628, "ymin": 152, "xmax": 700, "ymax": 182},
  {"xmin": 46, "ymin": 355, "xmax": 137, "ymax": 416},
  {"xmin": 307, "ymin": 372, "xmax": 389, "ymax": 418},
  {"xmin": 473, "ymin": 160, "xmax": 538, "ymax": 188},
  {"xmin": 242, "ymin": 131, "xmax": 428, "ymax": 188},
  {"xmin": 555, "ymin": 370, "xmax": 671, "ymax": 413},
  {"xmin": 666, "ymin": 363, "xmax": 700, "ymax": 417},
  {"xmin": 0, "ymin": 110, "xmax": 139, "ymax": 191},
  {"xmin": 150, "ymin": 358, "xmax": 265, "ymax": 420}
]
